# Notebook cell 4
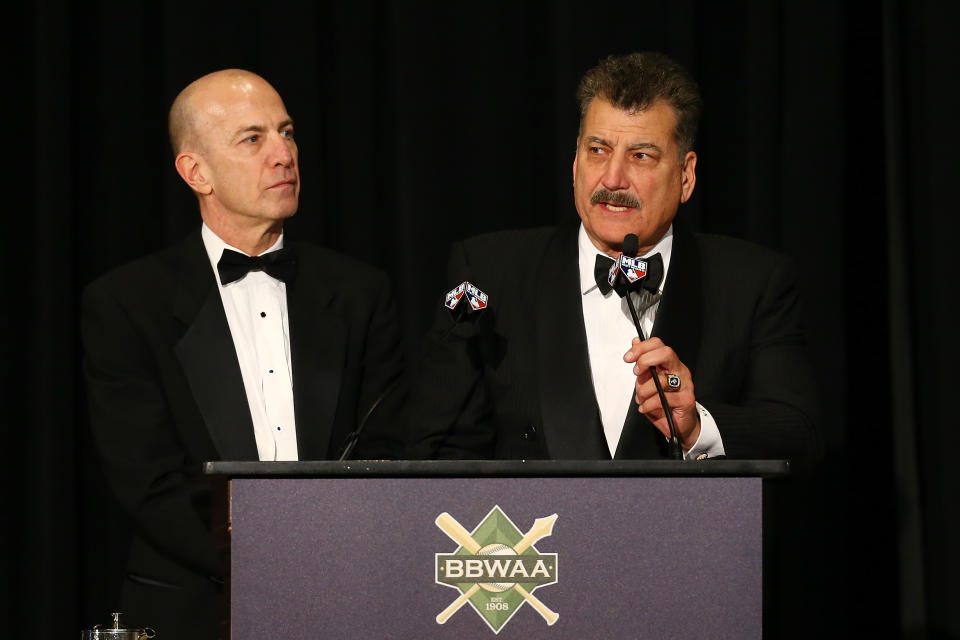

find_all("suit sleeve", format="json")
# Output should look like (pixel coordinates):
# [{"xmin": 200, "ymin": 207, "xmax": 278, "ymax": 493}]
[
  {"xmin": 404, "ymin": 241, "xmax": 497, "ymax": 459},
  {"xmin": 81, "ymin": 282, "xmax": 223, "ymax": 579},
  {"xmin": 701, "ymin": 257, "xmax": 821, "ymax": 465}
]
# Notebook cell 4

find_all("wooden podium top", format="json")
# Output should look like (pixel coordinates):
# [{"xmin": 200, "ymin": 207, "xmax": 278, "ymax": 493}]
[{"xmin": 202, "ymin": 459, "xmax": 789, "ymax": 478}]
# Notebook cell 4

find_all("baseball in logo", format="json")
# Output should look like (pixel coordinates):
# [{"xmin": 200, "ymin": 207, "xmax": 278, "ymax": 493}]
[{"xmin": 434, "ymin": 506, "xmax": 558, "ymax": 633}]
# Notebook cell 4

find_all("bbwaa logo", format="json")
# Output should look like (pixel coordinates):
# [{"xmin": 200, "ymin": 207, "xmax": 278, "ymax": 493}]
[{"xmin": 434, "ymin": 507, "xmax": 558, "ymax": 633}]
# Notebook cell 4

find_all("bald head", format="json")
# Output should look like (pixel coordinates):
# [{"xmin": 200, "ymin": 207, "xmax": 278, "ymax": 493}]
[
  {"xmin": 168, "ymin": 69, "xmax": 281, "ymax": 155},
  {"xmin": 168, "ymin": 68, "xmax": 299, "ymax": 253}
]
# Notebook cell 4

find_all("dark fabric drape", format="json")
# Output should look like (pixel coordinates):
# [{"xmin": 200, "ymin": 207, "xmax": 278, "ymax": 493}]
[
  {"xmin": 890, "ymin": 1, "xmax": 960, "ymax": 636},
  {"xmin": 8, "ymin": 1, "xmax": 957, "ymax": 637}
]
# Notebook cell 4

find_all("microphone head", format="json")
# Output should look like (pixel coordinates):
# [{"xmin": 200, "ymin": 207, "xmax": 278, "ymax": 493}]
[{"xmin": 622, "ymin": 234, "xmax": 640, "ymax": 258}]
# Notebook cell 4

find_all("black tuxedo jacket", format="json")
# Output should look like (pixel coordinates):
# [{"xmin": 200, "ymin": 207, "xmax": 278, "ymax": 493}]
[
  {"xmin": 81, "ymin": 230, "xmax": 403, "ymax": 636},
  {"xmin": 407, "ymin": 219, "xmax": 819, "ymax": 462}
]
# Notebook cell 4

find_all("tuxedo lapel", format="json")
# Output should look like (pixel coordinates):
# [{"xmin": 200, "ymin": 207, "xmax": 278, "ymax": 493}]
[
  {"xmin": 535, "ymin": 221, "xmax": 609, "ymax": 459},
  {"xmin": 615, "ymin": 396, "xmax": 669, "ymax": 458},
  {"xmin": 651, "ymin": 221, "xmax": 703, "ymax": 367},
  {"xmin": 285, "ymin": 247, "xmax": 345, "ymax": 460},
  {"xmin": 614, "ymin": 222, "xmax": 704, "ymax": 459},
  {"xmin": 172, "ymin": 231, "xmax": 258, "ymax": 460}
]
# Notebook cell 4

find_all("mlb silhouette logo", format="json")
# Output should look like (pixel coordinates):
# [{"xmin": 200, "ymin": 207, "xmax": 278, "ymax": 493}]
[
  {"xmin": 445, "ymin": 282, "xmax": 467, "ymax": 310},
  {"xmin": 620, "ymin": 256, "xmax": 648, "ymax": 283},
  {"xmin": 465, "ymin": 283, "xmax": 489, "ymax": 311}
]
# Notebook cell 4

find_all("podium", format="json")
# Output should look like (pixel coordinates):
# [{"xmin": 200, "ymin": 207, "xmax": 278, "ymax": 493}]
[{"xmin": 204, "ymin": 460, "xmax": 786, "ymax": 639}]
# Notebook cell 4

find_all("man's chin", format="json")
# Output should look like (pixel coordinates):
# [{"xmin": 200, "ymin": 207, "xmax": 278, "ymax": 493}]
[{"xmin": 271, "ymin": 201, "xmax": 299, "ymax": 219}]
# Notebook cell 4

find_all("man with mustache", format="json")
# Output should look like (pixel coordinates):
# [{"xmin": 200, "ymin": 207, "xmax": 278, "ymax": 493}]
[
  {"xmin": 81, "ymin": 70, "xmax": 403, "ymax": 639},
  {"xmin": 407, "ymin": 52, "xmax": 818, "ymax": 463}
]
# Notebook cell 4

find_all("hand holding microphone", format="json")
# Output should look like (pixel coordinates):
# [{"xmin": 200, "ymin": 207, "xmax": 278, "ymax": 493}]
[
  {"xmin": 610, "ymin": 234, "xmax": 692, "ymax": 458},
  {"xmin": 623, "ymin": 337, "xmax": 701, "ymax": 455}
]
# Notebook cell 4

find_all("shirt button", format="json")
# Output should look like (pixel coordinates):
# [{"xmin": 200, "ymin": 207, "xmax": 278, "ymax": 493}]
[{"xmin": 260, "ymin": 311, "xmax": 267, "ymax": 318}]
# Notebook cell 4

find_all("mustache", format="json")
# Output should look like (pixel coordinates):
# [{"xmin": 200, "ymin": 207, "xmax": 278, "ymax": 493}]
[{"xmin": 590, "ymin": 189, "xmax": 640, "ymax": 208}]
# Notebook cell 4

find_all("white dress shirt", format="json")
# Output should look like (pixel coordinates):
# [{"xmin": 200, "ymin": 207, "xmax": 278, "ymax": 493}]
[
  {"xmin": 578, "ymin": 224, "xmax": 724, "ymax": 459},
  {"xmin": 201, "ymin": 224, "xmax": 299, "ymax": 461}
]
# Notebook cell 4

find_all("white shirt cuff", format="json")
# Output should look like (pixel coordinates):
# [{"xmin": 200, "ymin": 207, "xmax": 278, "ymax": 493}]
[{"xmin": 683, "ymin": 402, "xmax": 725, "ymax": 460}]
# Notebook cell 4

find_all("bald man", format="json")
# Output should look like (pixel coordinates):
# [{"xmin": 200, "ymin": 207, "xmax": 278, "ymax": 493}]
[{"xmin": 81, "ymin": 70, "xmax": 403, "ymax": 638}]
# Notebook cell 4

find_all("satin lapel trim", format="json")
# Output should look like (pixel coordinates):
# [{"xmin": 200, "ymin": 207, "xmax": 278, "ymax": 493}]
[
  {"xmin": 536, "ymin": 222, "xmax": 609, "ymax": 460},
  {"xmin": 172, "ymin": 232, "xmax": 258, "ymax": 460},
  {"xmin": 172, "ymin": 230, "xmax": 216, "ymax": 327},
  {"xmin": 285, "ymin": 251, "xmax": 343, "ymax": 460},
  {"xmin": 652, "ymin": 221, "xmax": 703, "ymax": 372}
]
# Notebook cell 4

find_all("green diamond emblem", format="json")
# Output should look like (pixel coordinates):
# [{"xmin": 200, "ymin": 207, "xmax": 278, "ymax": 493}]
[{"xmin": 435, "ymin": 506, "xmax": 559, "ymax": 633}]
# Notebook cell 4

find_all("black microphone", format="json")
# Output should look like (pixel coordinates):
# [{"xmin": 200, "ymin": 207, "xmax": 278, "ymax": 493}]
[
  {"xmin": 338, "ymin": 375, "xmax": 404, "ymax": 461},
  {"xmin": 613, "ymin": 234, "xmax": 683, "ymax": 460},
  {"xmin": 622, "ymin": 233, "xmax": 640, "ymax": 261}
]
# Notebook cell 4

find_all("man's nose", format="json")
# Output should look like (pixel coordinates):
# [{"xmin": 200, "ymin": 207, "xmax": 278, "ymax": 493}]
[
  {"xmin": 267, "ymin": 134, "xmax": 295, "ymax": 166},
  {"xmin": 601, "ymin": 156, "xmax": 629, "ymax": 191}
]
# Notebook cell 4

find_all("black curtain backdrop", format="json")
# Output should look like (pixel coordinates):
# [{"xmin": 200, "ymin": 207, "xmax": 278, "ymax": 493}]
[{"xmin": 7, "ymin": 1, "xmax": 958, "ymax": 637}]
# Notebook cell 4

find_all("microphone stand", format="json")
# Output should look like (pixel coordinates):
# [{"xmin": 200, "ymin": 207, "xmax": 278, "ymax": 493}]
[
  {"xmin": 623, "ymin": 294, "xmax": 683, "ymax": 460},
  {"xmin": 614, "ymin": 236, "xmax": 683, "ymax": 460},
  {"xmin": 338, "ymin": 376, "xmax": 403, "ymax": 461}
]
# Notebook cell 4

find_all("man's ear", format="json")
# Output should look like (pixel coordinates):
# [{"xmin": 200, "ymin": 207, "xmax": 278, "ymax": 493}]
[
  {"xmin": 679, "ymin": 151, "xmax": 697, "ymax": 203},
  {"xmin": 174, "ymin": 151, "xmax": 213, "ymax": 196}
]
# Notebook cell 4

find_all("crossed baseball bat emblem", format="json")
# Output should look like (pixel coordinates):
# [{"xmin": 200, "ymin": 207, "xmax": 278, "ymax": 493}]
[{"xmin": 435, "ymin": 512, "xmax": 559, "ymax": 625}]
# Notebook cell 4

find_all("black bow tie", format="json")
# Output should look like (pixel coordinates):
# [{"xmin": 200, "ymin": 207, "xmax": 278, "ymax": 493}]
[
  {"xmin": 594, "ymin": 252, "xmax": 664, "ymax": 296},
  {"xmin": 217, "ymin": 247, "xmax": 298, "ymax": 285}
]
